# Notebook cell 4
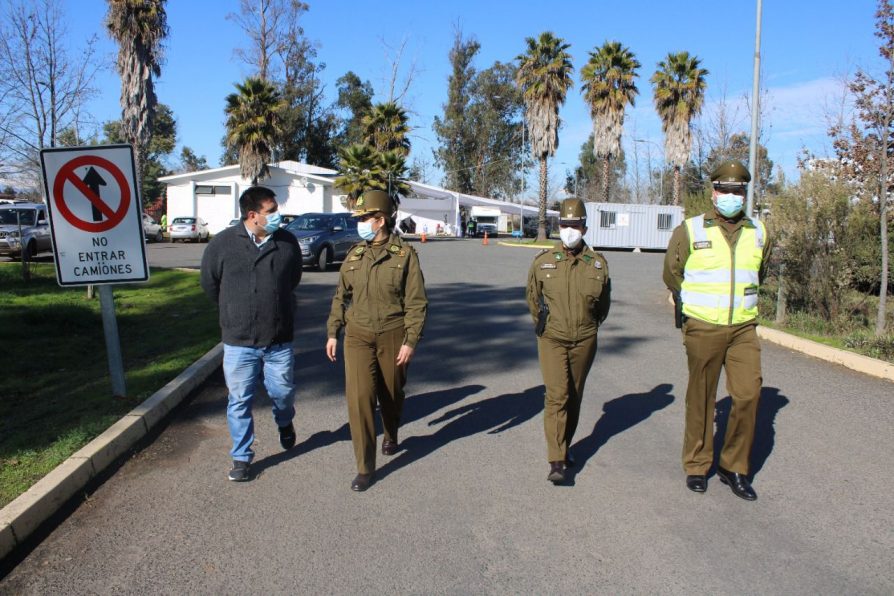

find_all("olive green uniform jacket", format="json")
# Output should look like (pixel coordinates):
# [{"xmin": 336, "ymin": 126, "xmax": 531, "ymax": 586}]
[
  {"xmin": 526, "ymin": 242, "xmax": 611, "ymax": 341},
  {"xmin": 327, "ymin": 234, "xmax": 427, "ymax": 347}
]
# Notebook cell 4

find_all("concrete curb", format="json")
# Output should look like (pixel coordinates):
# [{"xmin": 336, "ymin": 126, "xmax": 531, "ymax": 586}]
[
  {"xmin": 0, "ymin": 342, "xmax": 224, "ymax": 561},
  {"xmin": 497, "ymin": 241, "xmax": 554, "ymax": 250},
  {"xmin": 757, "ymin": 326, "xmax": 894, "ymax": 382}
]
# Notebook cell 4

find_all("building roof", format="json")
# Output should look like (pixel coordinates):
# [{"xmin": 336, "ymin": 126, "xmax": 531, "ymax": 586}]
[{"xmin": 159, "ymin": 160, "xmax": 337, "ymax": 185}]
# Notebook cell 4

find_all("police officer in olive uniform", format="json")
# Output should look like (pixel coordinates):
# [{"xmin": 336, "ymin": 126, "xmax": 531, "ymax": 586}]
[
  {"xmin": 663, "ymin": 160, "xmax": 772, "ymax": 501},
  {"xmin": 326, "ymin": 190, "xmax": 428, "ymax": 492},
  {"xmin": 526, "ymin": 198, "xmax": 611, "ymax": 485}
]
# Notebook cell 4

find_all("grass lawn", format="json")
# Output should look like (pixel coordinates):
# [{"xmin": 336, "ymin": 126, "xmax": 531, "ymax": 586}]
[{"xmin": 0, "ymin": 263, "xmax": 220, "ymax": 508}]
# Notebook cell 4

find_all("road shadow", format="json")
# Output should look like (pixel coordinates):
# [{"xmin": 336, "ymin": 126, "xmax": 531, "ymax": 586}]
[
  {"xmin": 713, "ymin": 386, "xmax": 789, "ymax": 480},
  {"xmin": 567, "ymin": 383, "xmax": 675, "ymax": 483},
  {"xmin": 376, "ymin": 385, "xmax": 544, "ymax": 481},
  {"xmin": 251, "ymin": 384, "xmax": 486, "ymax": 476}
]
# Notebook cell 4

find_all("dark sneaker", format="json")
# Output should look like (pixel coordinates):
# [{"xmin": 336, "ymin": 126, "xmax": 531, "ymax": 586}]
[
  {"xmin": 228, "ymin": 460, "xmax": 251, "ymax": 482},
  {"xmin": 278, "ymin": 422, "xmax": 296, "ymax": 450}
]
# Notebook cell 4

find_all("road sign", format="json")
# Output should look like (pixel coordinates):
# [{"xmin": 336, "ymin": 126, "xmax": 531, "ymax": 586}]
[{"xmin": 40, "ymin": 145, "xmax": 149, "ymax": 286}]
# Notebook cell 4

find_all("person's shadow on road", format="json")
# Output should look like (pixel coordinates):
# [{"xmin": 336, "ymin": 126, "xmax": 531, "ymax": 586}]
[
  {"xmin": 713, "ymin": 386, "xmax": 789, "ymax": 481},
  {"xmin": 252, "ymin": 384, "xmax": 485, "ymax": 476},
  {"xmin": 376, "ymin": 385, "xmax": 544, "ymax": 481},
  {"xmin": 566, "ymin": 383, "xmax": 676, "ymax": 485}
]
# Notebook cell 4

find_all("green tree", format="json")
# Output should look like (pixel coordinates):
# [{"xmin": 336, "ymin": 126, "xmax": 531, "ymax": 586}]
[
  {"xmin": 704, "ymin": 132, "xmax": 775, "ymax": 208},
  {"xmin": 179, "ymin": 146, "xmax": 208, "ymax": 173},
  {"xmin": 335, "ymin": 71, "xmax": 374, "ymax": 147},
  {"xmin": 106, "ymin": 0, "xmax": 169, "ymax": 195},
  {"xmin": 651, "ymin": 51, "xmax": 708, "ymax": 206},
  {"xmin": 580, "ymin": 40, "xmax": 639, "ymax": 202},
  {"xmin": 516, "ymin": 31, "xmax": 574, "ymax": 240},
  {"xmin": 433, "ymin": 32, "xmax": 480, "ymax": 194},
  {"xmin": 102, "ymin": 103, "xmax": 176, "ymax": 203},
  {"xmin": 334, "ymin": 143, "xmax": 409, "ymax": 210},
  {"xmin": 467, "ymin": 61, "xmax": 526, "ymax": 199},
  {"xmin": 224, "ymin": 76, "xmax": 284, "ymax": 184},
  {"xmin": 570, "ymin": 134, "xmax": 628, "ymax": 202},
  {"xmin": 361, "ymin": 101, "xmax": 411, "ymax": 156}
]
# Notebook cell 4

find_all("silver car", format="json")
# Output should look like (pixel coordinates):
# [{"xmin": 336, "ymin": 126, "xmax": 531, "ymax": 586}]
[
  {"xmin": 142, "ymin": 213, "xmax": 164, "ymax": 242},
  {"xmin": 169, "ymin": 216, "xmax": 210, "ymax": 242},
  {"xmin": 0, "ymin": 202, "xmax": 52, "ymax": 259}
]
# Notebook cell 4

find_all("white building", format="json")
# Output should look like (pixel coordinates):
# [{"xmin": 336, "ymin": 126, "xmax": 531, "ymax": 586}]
[
  {"xmin": 160, "ymin": 161, "xmax": 555, "ymax": 236},
  {"xmin": 159, "ymin": 161, "xmax": 346, "ymax": 233}
]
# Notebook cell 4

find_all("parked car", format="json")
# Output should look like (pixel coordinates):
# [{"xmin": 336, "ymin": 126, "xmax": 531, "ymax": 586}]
[
  {"xmin": 284, "ymin": 212, "xmax": 361, "ymax": 270},
  {"xmin": 0, "ymin": 201, "xmax": 51, "ymax": 259},
  {"xmin": 142, "ymin": 213, "xmax": 164, "ymax": 242},
  {"xmin": 280, "ymin": 214, "xmax": 299, "ymax": 227},
  {"xmin": 169, "ymin": 216, "xmax": 210, "ymax": 242}
]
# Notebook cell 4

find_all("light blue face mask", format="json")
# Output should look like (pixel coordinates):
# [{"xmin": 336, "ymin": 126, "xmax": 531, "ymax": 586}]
[
  {"xmin": 262, "ymin": 211, "xmax": 282, "ymax": 234},
  {"xmin": 357, "ymin": 219, "xmax": 376, "ymax": 241},
  {"xmin": 715, "ymin": 193, "xmax": 744, "ymax": 218}
]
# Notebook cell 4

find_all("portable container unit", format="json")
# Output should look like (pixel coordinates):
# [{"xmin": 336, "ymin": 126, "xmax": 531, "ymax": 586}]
[{"xmin": 583, "ymin": 202, "xmax": 684, "ymax": 250}]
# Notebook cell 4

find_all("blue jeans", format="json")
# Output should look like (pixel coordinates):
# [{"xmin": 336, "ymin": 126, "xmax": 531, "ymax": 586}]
[{"xmin": 222, "ymin": 343, "xmax": 296, "ymax": 462}]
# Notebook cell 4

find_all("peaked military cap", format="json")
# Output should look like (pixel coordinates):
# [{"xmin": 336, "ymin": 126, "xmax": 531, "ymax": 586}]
[
  {"xmin": 353, "ymin": 190, "xmax": 395, "ymax": 217},
  {"xmin": 559, "ymin": 198, "xmax": 587, "ymax": 224},
  {"xmin": 711, "ymin": 159, "xmax": 751, "ymax": 186}
]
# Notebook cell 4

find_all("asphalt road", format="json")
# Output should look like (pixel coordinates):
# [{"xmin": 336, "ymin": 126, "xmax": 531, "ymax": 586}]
[{"xmin": 2, "ymin": 239, "xmax": 892, "ymax": 594}]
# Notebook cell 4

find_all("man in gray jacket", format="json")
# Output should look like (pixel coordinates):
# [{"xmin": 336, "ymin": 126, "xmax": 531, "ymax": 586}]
[{"xmin": 200, "ymin": 186, "xmax": 303, "ymax": 481}]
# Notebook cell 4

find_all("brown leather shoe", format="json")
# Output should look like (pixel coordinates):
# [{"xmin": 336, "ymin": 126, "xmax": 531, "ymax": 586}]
[
  {"xmin": 351, "ymin": 473, "xmax": 374, "ymax": 492},
  {"xmin": 381, "ymin": 439, "xmax": 398, "ymax": 456},
  {"xmin": 547, "ymin": 461, "xmax": 565, "ymax": 484}
]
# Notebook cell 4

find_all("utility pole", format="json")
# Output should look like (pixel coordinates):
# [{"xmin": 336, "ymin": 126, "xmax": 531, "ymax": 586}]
[{"xmin": 746, "ymin": 0, "xmax": 763, "ymax": 218}]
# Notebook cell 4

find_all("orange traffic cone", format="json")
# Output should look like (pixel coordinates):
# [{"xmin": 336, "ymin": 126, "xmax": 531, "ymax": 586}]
[
  {"xmin": 420, "ymin": 231, "xmax": 427, "ymax": 243},
  {"xmin": 482, "ymin": 231, "xmax": 489, "ymax": 245}
]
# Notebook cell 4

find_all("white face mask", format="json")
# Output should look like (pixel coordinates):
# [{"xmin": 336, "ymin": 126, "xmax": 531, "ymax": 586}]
[{"xmin": 559, "ymin": 227, "xmax": 583, "ymax": 248}]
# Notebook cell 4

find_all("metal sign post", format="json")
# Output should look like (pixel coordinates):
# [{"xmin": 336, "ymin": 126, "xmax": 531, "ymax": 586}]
[{"xmin": 40, "ymin": 144, "xmax": 149, "ymax": 397}]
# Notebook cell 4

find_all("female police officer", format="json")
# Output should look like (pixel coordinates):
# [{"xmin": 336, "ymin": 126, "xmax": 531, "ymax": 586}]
[
  {"xmin": 325, "ymin": 190, "xmax": 428, "ymax": 492},
  {"xmin": 526, "ymin": 198, "xmax": 611, "ymax": 485}
]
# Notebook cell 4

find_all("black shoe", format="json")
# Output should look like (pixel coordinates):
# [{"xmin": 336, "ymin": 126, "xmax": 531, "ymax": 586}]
[
  {"xmin": 278, "ymin": 422, "xmax": 296, "ymax": 450},
  {"xmin": 228, "ymin": 460, "xmax": 251, "ymax": 482},
  {"xmin": 716, "ymin": 467, "xmax": 757, "ymax": 501},
  {"xmin": 564, "ymin": 453, "xmax": 576, "ymax": 468},
  {"xmin": 547, "ymin": 462, "xmax": 566, "ymax": 484},
  {"xmin": 381, "ymin": 439, "xmax": 398, "ymax": 456},
  {"xmin": 351, "ymin": 473, "xmax": 374, "ymax": 492},
  {"xmin": 686, "ymin": 474, "xmax": 707, "ymax": 493}
]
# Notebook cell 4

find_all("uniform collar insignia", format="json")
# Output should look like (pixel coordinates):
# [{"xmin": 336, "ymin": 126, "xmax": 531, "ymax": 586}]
[
  {"xmin": 554, "ymin": 252, "xmax": 563, "ymax": 261},
  {"xmin": 354, "ymin": 246, "xmax": 365, "ymax": 255},
  {"xmin": 389, "ymin": 244, "xmax": 400, "ymax": 253},
  {"xmin": 582, "ymin": 254, "xmax": 593, "ymax": 263}
]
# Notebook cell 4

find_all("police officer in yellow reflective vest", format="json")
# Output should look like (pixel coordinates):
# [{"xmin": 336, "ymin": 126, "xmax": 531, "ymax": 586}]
[
  {"xmin": 326, "ymin": 190, "xmax": 428, "ymax": 492},
  {"xmin": 526, "ymin": 198, "xmax": 611, "ymax": 485},
  {"xmin": 663, "ymin": 160, "xmax": 772, "ymax": 501}
]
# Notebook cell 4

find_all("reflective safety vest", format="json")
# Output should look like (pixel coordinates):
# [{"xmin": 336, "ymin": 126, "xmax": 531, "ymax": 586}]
[{"xmin": 680, "ymin": 214, "xmax": 766, "ymax": 325}]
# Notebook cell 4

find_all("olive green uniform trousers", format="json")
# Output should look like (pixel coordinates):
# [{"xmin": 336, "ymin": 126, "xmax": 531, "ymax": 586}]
[
  {"xmin": 682, "ymin": 318, "xmax": 762, "ymax": 475},
  {"xmin": 344, "ymin": 324, "xmax": 407, "ymax": 475},
  {"xmin": 538, "ymin": 334, "xmax": 598, "ymax": 463}
]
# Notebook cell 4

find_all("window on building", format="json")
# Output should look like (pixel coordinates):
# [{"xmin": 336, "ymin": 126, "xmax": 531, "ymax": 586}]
[
  {"xmin": 658, "ymin": 213, "xmax": 673, "ymax": 230},
  {"xmin": 195, "ymin": 185, "xmax": 232, "ymax": 195},
  {"xmin": 600, "ymin": 211, "xmax": 616, "ymax": 228}
]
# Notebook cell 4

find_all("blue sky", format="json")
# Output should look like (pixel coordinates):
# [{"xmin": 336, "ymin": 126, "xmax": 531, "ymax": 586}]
[{"xmin": 66, "ymin": 0, "xmax": 881, "ymax": 194}]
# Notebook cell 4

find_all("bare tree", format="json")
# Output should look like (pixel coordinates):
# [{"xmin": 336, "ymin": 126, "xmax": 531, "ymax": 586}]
[
  {"xmin": 228, "ymin": 0, "xmax": 309, "ymax": 81},
  {"xmin": 0, "ymin": 0, "xmax": 98, "ymax": 181},
  {"xmin": 380, "ymin": 36, "xmax": 420, "ymax": 105}
]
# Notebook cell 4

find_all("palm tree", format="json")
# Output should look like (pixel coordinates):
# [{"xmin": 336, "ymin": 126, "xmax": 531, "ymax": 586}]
[
  {"xmin": 581, "ymin": 41, "xmax": 640, "ymax": 202},
  {"xmin": 361, "ymin": 101, "xmax": 411, "ymax": 156},
  {"xmin": 224, "ymin": 76, "xmax": 284, "ymax": 185},
  {"xmin": 516, "ymin": 32, "xmax": 574, "ymax": 240},
  {"xmin": 650, "ymin": 51, "xmax": 708, "ymax": 205},
  {"xmin": 335, "ymin": 143, "xmax": 382, "ymax": 209},
  {"xmin": 335, "ymin": 144, "xmax": 410, "ymax": 210},
  {"xmin": 106, "ymin": 0, "xmax": 168, "ymax": 194}
]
